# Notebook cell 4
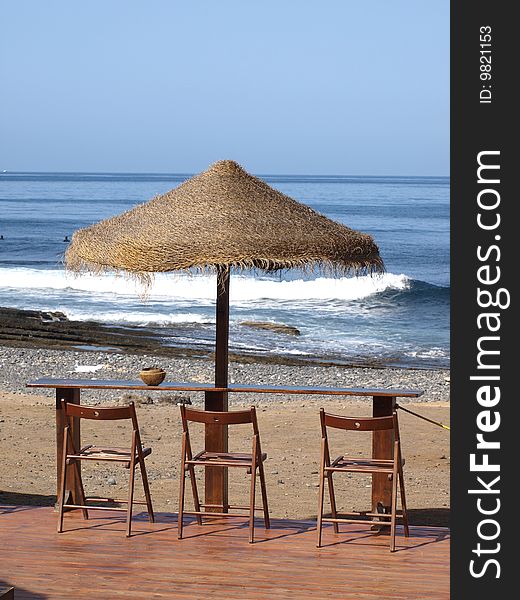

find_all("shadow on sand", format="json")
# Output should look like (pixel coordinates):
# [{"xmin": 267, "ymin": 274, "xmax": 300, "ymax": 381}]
[{"xmin": 0, "ymin": 491, "xmax": 55, "ymax": 507}]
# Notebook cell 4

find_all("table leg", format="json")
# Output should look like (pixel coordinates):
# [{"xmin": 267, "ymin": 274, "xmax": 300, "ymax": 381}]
[
  {"xmin": 372, "ymin": 395, "xmax": 396, "ymax": 515},
  {"xmin": 204, "ymin": 390, "xmax": 228, "ymax": 512},
  {"xmin": 56, "ymin": 387, "xmax": 81, "ymax": 510}
]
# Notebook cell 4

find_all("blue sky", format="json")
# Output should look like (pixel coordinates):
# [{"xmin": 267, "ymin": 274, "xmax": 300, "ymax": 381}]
[{"xmin": 0, "ymin": 1, "xmax": 449, "ymax": 175}]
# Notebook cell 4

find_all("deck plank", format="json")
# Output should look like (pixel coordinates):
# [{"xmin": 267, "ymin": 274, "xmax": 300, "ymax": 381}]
[{"xmin": 1, "ymin": 506, "xmax": 449, "ymax": 599}]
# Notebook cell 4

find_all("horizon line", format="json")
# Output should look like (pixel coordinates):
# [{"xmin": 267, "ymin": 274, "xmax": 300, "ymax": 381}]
[{"xmin": 0, "ymin": 169, "xmax": 450, "ymax": 179}]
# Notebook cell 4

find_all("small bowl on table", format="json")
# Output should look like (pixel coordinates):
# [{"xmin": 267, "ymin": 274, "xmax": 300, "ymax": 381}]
[{"xmin": 139, "ymin": 367, "xmax": 166, "ymax": 386}]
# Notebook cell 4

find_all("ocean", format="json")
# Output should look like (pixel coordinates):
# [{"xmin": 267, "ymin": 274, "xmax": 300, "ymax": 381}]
[{"xmin": 0, "ymin": 172, "xmax": 449, "ymax": 369}]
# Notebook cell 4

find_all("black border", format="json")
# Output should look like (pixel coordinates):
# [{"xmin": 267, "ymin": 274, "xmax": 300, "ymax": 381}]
[{"xmin": 451, "ymin": 2, "xmax": 513, "ymax": 595}]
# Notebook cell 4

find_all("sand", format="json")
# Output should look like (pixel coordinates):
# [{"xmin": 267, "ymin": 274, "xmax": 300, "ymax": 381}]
[{"xmin": 0, "ymin": 346, "xmax": 450, "ymax": 526}]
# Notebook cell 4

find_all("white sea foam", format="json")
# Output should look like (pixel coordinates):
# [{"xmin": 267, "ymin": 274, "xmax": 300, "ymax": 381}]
[
  {"xmin": 405, "ymin": 348, "xmax": 449, "ymax": 359},
  {"xmin": 64, "ymin": 310, "xmax": 214, "ymax": 326},
  {"xmin": 0, "ymin": 267, "xmax": 410, "ymax": 303}
]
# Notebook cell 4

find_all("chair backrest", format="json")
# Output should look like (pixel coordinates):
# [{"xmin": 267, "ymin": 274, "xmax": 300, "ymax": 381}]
[
  {"xmin": 321, "ymin": 410, "xmax": 394, "ymax": 432},
  {"xmin": 180, "ymin": 405, "xmax": 259, "ymax": 435},
  {"xmin": 320, "ymin": 408, "xmax": 400, "ymax": 442},
  {"xmin": 62, "ymin": 400, "xmax": 139, "ymax": 429},
  {"xmin": 320, "ymin": 409, "xmax": 402, "ymax": 466}
]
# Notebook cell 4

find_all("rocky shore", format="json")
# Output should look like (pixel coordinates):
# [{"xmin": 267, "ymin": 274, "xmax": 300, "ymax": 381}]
[
  {"xmin": 0, "ymin": 344, "xmax": 449, "ymax": 404},
  {"xmin": 0, "ymin": 306, "xmax": 450, "ymax": 371},
  {"xmin": 0, "ymin": 306, "xmax": 198, "ymax": 357},
  {"xmin": 0, "ymin": 306, "xmax": 450, "ymax": 404}
]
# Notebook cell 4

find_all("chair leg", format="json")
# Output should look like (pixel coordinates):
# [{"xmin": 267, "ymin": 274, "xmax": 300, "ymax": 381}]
[
  {"xmin": 249, "ymin": 464, "xmax": 257, "ymax": 543},
  {"xmin": 126, "ymin": 461, "xmax": 136, "ymax": 538},
  {"xmin": 178, "ymin": 460, "xmax": 187, "ymax": 539},
  {"xmin": 138, "ymin": 457, "xmax": 154, "ymax": 523},
  {"xmin": 316, "ymin": 439, "xmax": 326, "ymax": 548},
  {"xmin": 327, "ymin": 472, "xmax": 339, "ymax": 534},
  {"xmin": 57, "ymin": 449, "xmax": 68, "ymax": 533},
  {"xmin": 258, "ymin": 459, "xmax": 270, "ymax": 529},
  {"xmin": 390, "ymin": 470, "xmax": 399, "ymax": 552},
  {"xmin": 398, "ymin": 465, "xmax": 410, "ymax": 537},
  {"xmin": 188, "ymin": 465, "xmax": 203, "ymax": 526},
  {"xmin": 72, "ymin": 459, "xmax": 89, "ymax": 520}
]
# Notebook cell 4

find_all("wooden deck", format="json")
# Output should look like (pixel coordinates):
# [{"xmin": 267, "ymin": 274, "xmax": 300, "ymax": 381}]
[{"xmin": 1, "ymin": 506, "xmax": 450, "ymax": 599}]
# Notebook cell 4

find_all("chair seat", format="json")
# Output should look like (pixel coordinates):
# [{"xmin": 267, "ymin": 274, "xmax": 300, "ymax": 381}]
[
  {"xmin": 186, "ymin": 450, "xmax": 267, "ymax": 468},
  {"xmin": 68, "ymin": 444, "xmax": 152, "ymax": 462},
  {"xmin": 326, "ymin": 455, "xmax": 394, "ymax": 473}
]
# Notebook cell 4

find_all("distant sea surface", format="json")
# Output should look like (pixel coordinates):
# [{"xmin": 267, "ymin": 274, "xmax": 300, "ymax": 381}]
[{"xmin": 0, "ymin": 172, "xmax": 449, "ymax": 369}]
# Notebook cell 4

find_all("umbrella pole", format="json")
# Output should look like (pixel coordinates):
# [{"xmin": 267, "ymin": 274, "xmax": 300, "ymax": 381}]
[
  {"xmin": 214, "ymin": 268, "xmax": 230, "ymax": 389},
  {"xmin": 204, "ymin": 267, "xmax": 230, "ymax": 512}
]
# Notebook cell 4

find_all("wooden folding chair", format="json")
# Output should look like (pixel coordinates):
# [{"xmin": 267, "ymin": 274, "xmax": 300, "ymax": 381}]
[
  {"xmin": 316, "ymin": 408, "xmax": 409, "ymax": 552},
  {"xmin": 57, "ymin": 400, "xmax": 154, "ymax": 537},
  {"xmin": 178, "ymin": 405, "xmax": 270, "ymax": 543}
]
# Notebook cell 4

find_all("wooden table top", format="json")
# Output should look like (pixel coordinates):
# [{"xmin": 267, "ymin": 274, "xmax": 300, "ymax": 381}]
[{"xmin": 27, "ymin": 378, "xmax": 423, "ymax": 398}]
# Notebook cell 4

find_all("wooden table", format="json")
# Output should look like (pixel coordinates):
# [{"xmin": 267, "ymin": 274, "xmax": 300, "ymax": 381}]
[{"xmin": 27, "ymin": 378, "xmax": 423, "ymax": 515}]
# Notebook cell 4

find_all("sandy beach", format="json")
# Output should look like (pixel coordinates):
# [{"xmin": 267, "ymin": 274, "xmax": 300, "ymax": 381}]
[{"xmin": 0, "ymin": 344, "xmax": 450, "ymax": 526}]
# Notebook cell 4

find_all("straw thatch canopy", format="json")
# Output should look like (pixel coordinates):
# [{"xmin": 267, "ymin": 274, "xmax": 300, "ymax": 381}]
[{"xmin": 65, "ymin": 160, "xmax": 384, "ymax": 278}]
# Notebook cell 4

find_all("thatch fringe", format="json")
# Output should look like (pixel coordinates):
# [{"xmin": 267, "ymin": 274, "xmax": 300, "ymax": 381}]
[{"xmin": 65, "ymin": 255, "xmax": 385, "ymax": 298}]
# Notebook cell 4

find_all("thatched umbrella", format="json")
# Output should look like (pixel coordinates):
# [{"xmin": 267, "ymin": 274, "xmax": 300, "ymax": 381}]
[
  {"xmin": 66, "ymin": 160, "xmax": 382, "ymax": 276},
  {"xmin": 66, "ymin": 158, "xmax": 383, "ymax": 384},
  {"xmin": 65, "ymin": 159, "xmax": 384, "ymax": 506}
]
